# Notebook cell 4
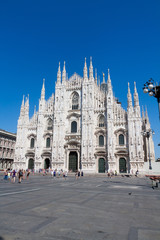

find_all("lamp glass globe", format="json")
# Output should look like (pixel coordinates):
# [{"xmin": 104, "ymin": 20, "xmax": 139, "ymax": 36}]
[
  {"xmin": 143, "ymin": 88, "xmax": 148, "ymax": 93},
  {"xmin": 149, "ymin": 91, "xmax": 154, "ymax": 96},
  {"xmin": 148, "ymin": 84, "xmax": 154, "ymax": 90}
]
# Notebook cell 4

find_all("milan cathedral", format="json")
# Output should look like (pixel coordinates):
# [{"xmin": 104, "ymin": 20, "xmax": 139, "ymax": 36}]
[{"xmin": 14, "ymin": 58, "xmax": 155, "ymax": 173}]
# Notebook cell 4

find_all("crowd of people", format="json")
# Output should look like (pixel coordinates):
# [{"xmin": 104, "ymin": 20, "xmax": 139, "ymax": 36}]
[
  {"xmin": 2, "ymin": 169, "xmax": 31, "ymax": 183},
  {"xmin": 2, "ymin": 168, "xmax": 138, "ymax": 184},
  {"xmin": 1, "ymin": 168, "xmax": 85, "ymax": 183}
]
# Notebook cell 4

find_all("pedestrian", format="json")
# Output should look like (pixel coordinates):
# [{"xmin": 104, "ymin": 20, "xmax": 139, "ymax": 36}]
[
  {"xmin": 18, "ymin": 169, "xmax": 23, "ymax": 183},
  {"xmin": 135, "ymin": 170, "xmax": 139, "ymax": 177},
  {"xmin": 8, "ymin": 171, "xmax": 11, "ymax": 181},
  {"xmin": 4, "ymin": 170, "xmax": 8, "ymax": 181},
  {"xmin": 65, "ymin": 171, "xmax": 68, "ymax": 179},
  {"xmin": 115, "ymin": 170, "xmax": 117, "ymax": 176},
  {"xmin": 12, "ymin": 169, "xmax": 16, "ymax": 183},
  {"xmin": 27, "ymin": 170, "xmax": 30, "ymax": 180},
  {"xmin": 53, "ymin": 170, "xmax": 56, "ymax": 178},
  {"xmin": 81, "ymin": 171, "xmax": 83, "ymax": 177},
  {"xmin": 78, "ymin": 171, "xmax": 80, "ymax": 178}
]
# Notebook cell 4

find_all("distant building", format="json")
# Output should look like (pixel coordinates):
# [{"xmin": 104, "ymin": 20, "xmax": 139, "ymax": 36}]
[
  {"xmin": 14, "ymin": 59, "xmax": 155, "ymax": 173},
  {"xmin": 0, "ymin": 129, "xmax": 16, "ymax": 170}
]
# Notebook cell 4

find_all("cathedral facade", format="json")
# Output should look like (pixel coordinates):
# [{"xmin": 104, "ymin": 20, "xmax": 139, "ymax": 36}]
[{"xmin": 14, "ymin": 59, "xmax": 155, "ymax": 173}]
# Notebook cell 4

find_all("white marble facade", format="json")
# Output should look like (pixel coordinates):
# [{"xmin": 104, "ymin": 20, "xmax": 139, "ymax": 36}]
[{"xmin": 14, "ymin": 58, "xmax": 155, "ymax": 173}]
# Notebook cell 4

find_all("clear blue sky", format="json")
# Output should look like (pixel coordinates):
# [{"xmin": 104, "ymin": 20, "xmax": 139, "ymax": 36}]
[{"xmin": 0, "ymin": 0, "xmax": 160, "ymax": 158}]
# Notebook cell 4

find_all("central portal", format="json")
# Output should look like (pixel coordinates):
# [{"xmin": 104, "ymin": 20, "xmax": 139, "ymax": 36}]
[
  {"xmin": 69, "ymin": 152, "xmax": 78, "ymax": 172},
  {"xmin": 98, "ymin": 158, "xmax": 105, "ymax": 173},
  {"xmin": 44, "ymin": 158, "xmax": 51, "ymax": 169}
]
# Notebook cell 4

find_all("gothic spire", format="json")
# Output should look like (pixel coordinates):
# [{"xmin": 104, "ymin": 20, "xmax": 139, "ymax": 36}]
[
  {"xmin": 108, "ymin": 68, "xmax": 111, "ymax": 82},
  {"xmin": 127, "ymin": 82, "xmax": 133, "ymax": 109},
  {"xmin": 41, "ymin": 78, "xmax": 45, "ymax": 100},
  {"xmin": 98, "ymin": 76, "xmax": 100, "ymax": 88},
  {"xmin": 107, "ymin": 69, "xmax": 113, "ymax": 93},
  {"xmin": 95, "ymin": 68, "xmax": 97, "ymax": 83},
  {"xmin": 89, "ymin": 57, "xmax": 93, "ymax": 80},
  {"xmin": 83, "ymin": 57, "xmax": 88, "ymax": 80},
  {"xmin": 20, "ymin": 95, "xmax": 25, "ymax": 116},
  {"xmin": 62, "ymin": 61, "xmax": 66, "ymax": 84},
  {"xmin": 103, "ymin": 72, "xmax": 105, "ymax": 83},
  {"xmin": 57, "ymin": 62, "xmax": 61, "ymax": 84},
  {"xmin": 142, "ymin": 105, "xmax": 145, "ymax": 120},
  {"xmin": 134, "ymin": 82, "xmax": 140, "ymax": 107},
  {"xmin": 25, "ymin": 94, "xmax": 29, "ymax": 117},
  {"xmin": 145, "ymin": 106, "xmax": 149, "ymax": 121}
]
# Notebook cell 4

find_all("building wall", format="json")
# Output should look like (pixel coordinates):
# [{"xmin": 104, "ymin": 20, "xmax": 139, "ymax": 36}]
[{"xmin": 0, "ymin": 129, "xmax": 16, "ymax": 170}]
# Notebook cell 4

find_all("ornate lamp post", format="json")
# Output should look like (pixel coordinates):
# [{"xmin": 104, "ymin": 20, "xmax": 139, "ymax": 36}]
[
  {"xmin": 143, "ymin": 78, "xmax": 160, "ymax": 119},
  {"xmin": 142, "ymin": 129, "xmax": 155, "ymax": 170}
]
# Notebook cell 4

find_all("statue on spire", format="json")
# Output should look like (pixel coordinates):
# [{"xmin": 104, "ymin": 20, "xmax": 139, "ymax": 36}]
[{"xmin": 102, "ymin": 72, "xmax": 105, "ymax": 83}]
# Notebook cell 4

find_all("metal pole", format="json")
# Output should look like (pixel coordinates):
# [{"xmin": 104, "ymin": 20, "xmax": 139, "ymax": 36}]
[
  {"xmin": 147, "ymin": 134, "xmax": 152, "ymax": 170},
  {"xmin": 157, "ymin": 97, "xmax": 160, "ymax": 121}
]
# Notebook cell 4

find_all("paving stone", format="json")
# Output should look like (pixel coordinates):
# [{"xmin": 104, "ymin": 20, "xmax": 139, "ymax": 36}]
[{"xmin": 0, "ymin": 175, "xmax": 159, "ymax": 240}]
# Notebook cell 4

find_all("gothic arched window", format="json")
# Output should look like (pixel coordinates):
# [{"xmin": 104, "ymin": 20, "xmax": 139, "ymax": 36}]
[
  {"xmin": 99, "ymin": 115, "xmax": 105, "ymax": 127},
  {"xmin": 72, "ymin": 92, "xmax": 79, "ymax": 110},
  {"xmin": 71, "ymin": 121, "xmax": 77, "ymax": 133},
  {"xmin": 99, "ymin": 135, "xmax": 104, "ymax": 146},
  {"xmin": 46, "ymin": 138, "xmax": 50, "ymax": 148},
  {"xmin": 119, "ymin": 134, "xmax": 124, "ymax": 145},
  {"xmin": 30, "ymin": 138, "xmax": 35, "ymax": 148},
  {"xmin": 47, "ymin": 118, "xmax": 52, "ymax": 130}
]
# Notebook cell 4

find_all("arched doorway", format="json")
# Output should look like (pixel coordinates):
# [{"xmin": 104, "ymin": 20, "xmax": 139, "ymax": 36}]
[
  {"xmin": 44, "ymin": 158, "xmax": 50, "ymax": 169},
  {"xmin": 69, "ymin": 152, "xmax": 78, "ymax": 172},
  {"xmin": 28, "ymin": 158, "xmax": 34, "ymax": 169},
  {"xmin": 98, "ymin": 158, "xmax": 105, "ymax": 173},
  {"xmin": 119, "ymin": 158, "xmax": 127, "ymax": 173}
]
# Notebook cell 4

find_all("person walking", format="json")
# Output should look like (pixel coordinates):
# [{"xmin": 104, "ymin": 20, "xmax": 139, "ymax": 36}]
[
  {"xmin": 8, "ymin": 171, "xmax": 11, "ymax": 181},
  {"xmin": 75, "ymin": 171, "xmax": 78, "ymax": 180},
  {"xmin": 51, "ymin": 169, "xmax": 54, "ymax": 178},
  {"xmin": 4, "ymin": 170, "xmax": 8, "ymax": 181},
  {"xmin": 27, "ymin": 170, "xmax": 30, "ymax": 180},
  {"xmin": 23, "ymin": 169, "xmax": 26, "ymax": 180},
  {"xmin": 12, "ymin": 169, "xmax": 16, "ymax": 183},
  {"xmin": 18, "ymin": 169, "xmax": 23, "ymax": 183},
  {"xmin": 65, "ymin": 171, "xmax": 68, "ymax": 179}
]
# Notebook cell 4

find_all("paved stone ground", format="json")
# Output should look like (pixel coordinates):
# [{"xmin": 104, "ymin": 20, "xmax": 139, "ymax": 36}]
[{"xmin": 0, "ymin": 174, "xmax": 160, "ymax": 240}]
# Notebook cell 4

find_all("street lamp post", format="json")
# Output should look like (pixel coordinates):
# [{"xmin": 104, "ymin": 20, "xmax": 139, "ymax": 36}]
[
  {"xmin": 143, "ymin": 78, "xmax": 160, "ymax": 119},
  {"xmin": 142, "ymin": 129, "xmax": 155, "ymax": 170}
]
